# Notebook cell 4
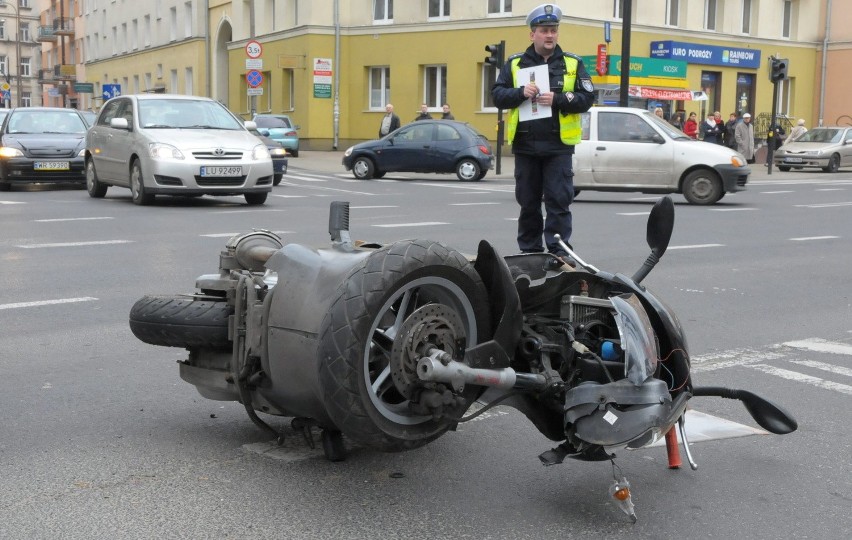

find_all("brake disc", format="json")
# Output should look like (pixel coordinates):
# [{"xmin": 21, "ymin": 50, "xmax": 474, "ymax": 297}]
[{"xmin": 389, "ymin": 303, "xmax": 465, "ymax": 399}]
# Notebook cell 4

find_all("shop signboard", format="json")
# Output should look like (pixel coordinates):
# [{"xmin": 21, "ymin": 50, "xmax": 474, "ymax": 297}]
[
  {"xmin": 581, "ymin": 55, "xmax": 686, "ymax": 79},
  {"xmin": 650, "ymin": 41, "xmax": 761, "ymax": 69}
]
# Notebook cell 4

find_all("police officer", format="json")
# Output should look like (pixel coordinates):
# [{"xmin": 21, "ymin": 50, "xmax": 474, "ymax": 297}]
[{"xmin": 492, "ymin": 3, "xmax": 594, "ymax": 266}]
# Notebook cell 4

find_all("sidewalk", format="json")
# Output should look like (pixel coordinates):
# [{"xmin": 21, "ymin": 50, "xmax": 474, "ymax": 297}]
[{"xmin": 291, "ymin": 150, "xmax": 827, "ymax": 182}]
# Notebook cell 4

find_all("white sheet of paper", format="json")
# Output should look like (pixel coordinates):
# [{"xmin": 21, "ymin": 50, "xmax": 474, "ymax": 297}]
[{"xmin": 517, "ymin": 65, "xmax": 552, "ymax": 122}]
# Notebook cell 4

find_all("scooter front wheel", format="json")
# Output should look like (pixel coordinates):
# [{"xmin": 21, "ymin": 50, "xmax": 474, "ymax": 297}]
[
  {"xmin": 317, "ymin": 239, "xmax": 492, "ymax": 452},
  {"xmin": 129, "ymin": 295, "xmax": 232, "ymax": 349}
]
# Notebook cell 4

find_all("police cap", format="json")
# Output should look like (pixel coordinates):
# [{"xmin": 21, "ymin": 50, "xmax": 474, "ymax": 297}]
[{"xmin": 526, "ymin": 4, "xmax": 562, "ymax": 27}]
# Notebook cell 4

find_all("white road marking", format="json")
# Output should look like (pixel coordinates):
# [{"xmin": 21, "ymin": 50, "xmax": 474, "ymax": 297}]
[
  {"xmin": 790, "ymin": 236, "xmax": 840, "ymax": 241},
  {"xmin": 450, "ymin": 202, "xmax": 501, "ymax": 206},
  {"xmin": 709, "ymin": 207, "xmax": 758, "ymax": 212},
  {"xmin": 0, "ymin": 297, "xmax": 98, "ymax": 310},
  {"xmin": 276, "ymin": 181, "xmax": 373, "ymax": 195},
  {"xmin": 35, "ymin": 217, "xmax": 114, "ymax": 222},
  {"xmin": 372, "ymin": 222, "xmax": 450, "ymax": 228},
  {"xmin": 628, "ymin": 196, "xmax": 660, "ymax": 201},
  {"xmin": 214, "ymin": 209, "xmax": 286, "ymax": 214},
  {"xmin": 795, "ymin": 201, "xmax": 852, "ymax": 208},
  {"xmin": 200, "ymin": 231, "xmax": 292, "ymax": 238},
  {"xmin": 783, "ymin": 338, "xmax": 852, "ymax": 355},
  {"xmin": 788, "ymin": 360, "xmax": 852, "ymax": 378},
  {"xmin": 617, "ymin": 212, "xmax": 651, "ymax": 216},
  {"xmin": 284, "ymin": 174, "xmax": 327, "ymax": 182},
  {"xmin": 691, "ymin": 347, "xmax": 788, "ymax": 373},
  {"xmin": 0, "ymin": 200, "xmax": 25, "ymax": 205},
  {"xmin": 760, "ymin": 190, "xmax": 795, "ymax": 194},
  {"xmin": 815, "ymin": 188, "xmax": 845, "ymax": 191},
  {"xmin": 16, "ymin": 240, "xmax": 134, "ymax": 248},
  {"xmin": 748, "ymin": 364, "xmax": 852, "ymax": 395},
  {"xmin": 648, "ymin": 410, "xmax": 767, "ymax": 447},
  {"xmin": 667, "ymin": 243, "xmax": 725, "ymax": 250},
  {"xmin": 351, "ymin": 205, "xmax": 398, "ymax": 209},
  {"xmin": 270, "ymin": 194, "xmax": 308, "ymax": 198}
]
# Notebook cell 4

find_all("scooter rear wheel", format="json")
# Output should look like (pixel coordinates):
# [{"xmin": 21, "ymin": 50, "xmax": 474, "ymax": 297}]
[{"xmin": 317, "ymin": 239, "xmax": 491, "ymax": 452}]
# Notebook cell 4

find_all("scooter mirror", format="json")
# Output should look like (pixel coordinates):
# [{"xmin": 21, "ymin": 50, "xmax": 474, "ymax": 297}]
[{"xmin": 647, "ymin": 196, "xmax": 675, "ymax": 258}]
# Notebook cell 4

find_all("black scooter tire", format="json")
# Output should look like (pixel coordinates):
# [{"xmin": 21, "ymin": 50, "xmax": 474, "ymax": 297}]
[
  {"xmin": 129, "ymin": 295, "xmax": 231, "ymax": 348},
  {"xmin": 317, "ymin": 239, "xmax": 492, "ymax": 453}
]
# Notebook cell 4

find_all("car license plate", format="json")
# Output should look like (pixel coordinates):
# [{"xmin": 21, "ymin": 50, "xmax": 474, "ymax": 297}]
[
  {"xmin": 784, "ymin": 157, "xmax": 803, "ymax": 163},
  {"xmin": 34, "ymin": 161, "xmax": 70, "ymax": 171},
  {"xmin": 200, "ymin": 166, "xmax": 243, "ymax": 177}
]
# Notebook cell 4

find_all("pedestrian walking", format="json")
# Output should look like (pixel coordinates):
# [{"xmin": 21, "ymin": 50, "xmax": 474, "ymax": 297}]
[
  {"xmin": 491, "ymin": 3, "xmax": 594, "ymax": 266},
  {"xmin": 735, "ymin": 112, "xmax": 755, "ymax": 163},
  {"xmin": 669, "ymin": 112, "xmax": 684, "ymax": 130},
  {"xmin": 413, "ymin": 104, "xmax": 432, "ymax": 121},
  {"xmin": 441, "ymin": 104, "xmax": 455, "ymax": 120},
  {"xmin": 683, "ymin": 112, "xmax": 699, "ymax": 139},
  {"xmin": 378, "ymin": 103, "xmax": 401, "ymax": 138},
  {"xmin": 724, "ymin": 112, "xmax": 739, "ymax": 149},
  {"xmin": 785, "ymin": 119, "xmax": 808, "ymax": 144},
  {"xmin": 700, "ymin": 112, "xmax": 722, "ymax": 144}
]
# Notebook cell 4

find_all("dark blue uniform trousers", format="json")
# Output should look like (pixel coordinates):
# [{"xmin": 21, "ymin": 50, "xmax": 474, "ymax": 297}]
[{"xmin": 514, "ymin": 153, "xmax": 574, "ymax": 255}]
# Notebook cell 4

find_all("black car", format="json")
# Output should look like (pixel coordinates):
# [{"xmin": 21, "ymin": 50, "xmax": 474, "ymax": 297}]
[
  {"xmin": 342, "ymin": 119, "xmax": 494, "ymax": 181},
  {"xmin": 249, "ymin": 127, "xmax": 288, "ymax": 185},
  {"xmin": 0, "ymin": 107, "xmax": 88, "ymax": 191}
]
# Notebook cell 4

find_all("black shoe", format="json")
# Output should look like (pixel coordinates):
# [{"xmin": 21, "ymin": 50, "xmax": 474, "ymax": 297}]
[{"xmin": 544, "ymin": 254, "xmax": 575, "ymax": 272}]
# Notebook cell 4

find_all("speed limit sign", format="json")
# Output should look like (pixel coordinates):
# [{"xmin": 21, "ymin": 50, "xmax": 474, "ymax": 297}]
[{"xmin": 245, "ymin": 40, "xmax": 263, "ymax": 59}]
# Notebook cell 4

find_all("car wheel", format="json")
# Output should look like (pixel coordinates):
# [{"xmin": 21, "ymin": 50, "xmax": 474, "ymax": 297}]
[
  {"xmin": 130, "ymin": 160, "xmax": 154, "ymax": 206},
  {"xmin": 352, "ymin": 156, "xmax": 375, "ymax": 180},
  {"xmin": 0, "ymin": 182, "xmax": 9, "ymax": 192},
  {"xmin": 291, "ymin": 148, "xmax": 299, "ymax": 158},
  {"xmin": 316, "ymin": 239, "xmax": 492, "ymax": 452},
  {"xmin": 86, "ymin": 160, "xmax": 108, "ymax": 198},
  {"xmin": 476, "ymin": 170, "xmax": 487, "ymax": 181},
  {"xmin": 373, "ymin": 171, "xmax": 386, "ymax": 179},
  {"xmin": 778, "ymin": 166, "xmax": 791, "ymax": 172},
  {"xmin": 682, "ymin": 169, "xmax": 723, "ymax": 205},
  {"xmin": 244, "ymin": 192, "xmax": 268, "ymax": 205},
  {"xmin": 273, "ymin": 174, "xmax": 283, "ymax": 186},
  {"xmin": 456, "ymin": 158, "xmax": 481, "ymax": 182},
  {"xmin": 823, "ymin": 154, "xmax": 840, "ymax": 173}
]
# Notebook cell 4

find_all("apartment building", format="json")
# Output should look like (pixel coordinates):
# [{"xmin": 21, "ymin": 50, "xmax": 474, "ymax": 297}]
[{"xmin": 3, "ymin": 1, "xmax": 849, "ymax": 151}]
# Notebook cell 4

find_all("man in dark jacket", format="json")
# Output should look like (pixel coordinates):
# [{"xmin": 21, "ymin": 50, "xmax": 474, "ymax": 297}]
[
  {"xmin": 491, "ymin": 3, "xmax": 594, "ymax": 265},
  {"xmin": 378, "ymin": 103, "xmax": 401, "ymax": 138},
  {"xmin": 724, "ymin": 112, "xmax": 739, "ymax": 149}
]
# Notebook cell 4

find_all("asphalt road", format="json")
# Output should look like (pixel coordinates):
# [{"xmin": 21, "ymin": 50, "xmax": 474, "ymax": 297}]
[{"xmin": 1, "ymin": 159, "xmax": 851, "ymax": 538}]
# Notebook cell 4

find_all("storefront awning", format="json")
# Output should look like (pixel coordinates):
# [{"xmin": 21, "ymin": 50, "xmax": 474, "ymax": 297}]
[{"xmin": 598, "ymin": 86, "xmax": 707, "ymax": 101}]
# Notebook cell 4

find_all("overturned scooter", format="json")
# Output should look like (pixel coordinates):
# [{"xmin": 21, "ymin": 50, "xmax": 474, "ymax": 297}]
[{"xmin": 130, "ymin": 197, "xmax": 796, "ymax": 521}]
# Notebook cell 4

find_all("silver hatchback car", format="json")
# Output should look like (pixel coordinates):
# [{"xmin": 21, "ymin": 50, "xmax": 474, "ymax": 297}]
[{"xmin": 85, "ymin": 94, "xmax": 273, "ymax": 205}]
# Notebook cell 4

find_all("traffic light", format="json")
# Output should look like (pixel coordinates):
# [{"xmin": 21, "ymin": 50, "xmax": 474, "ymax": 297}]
[
  {"xmin": 770, "ymin": 57, "xmax": 789, "ymax": 82},
  {"xmin": 485, "ymin": 42, "xmax": 505, "ymax": 70}
]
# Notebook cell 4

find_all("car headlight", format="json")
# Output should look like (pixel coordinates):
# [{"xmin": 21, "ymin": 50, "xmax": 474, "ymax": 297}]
[
  {"xmin": 149, "ymin": 142, "xmax": 185, "ymax": 160},
  {"xmin": 344, "ymin": 146, "xmax": 354, "ymax": 157},
  {"xmin": 269, "ymin": 147, "xmax": 287, "ymax": 157},
  {"xmin": 252, "ymin": 144, "xmax": 271, "ymax": 160},
  {"xmin": 78, "ymin": 149, "xmax": 86, "ymax": 157},
  {"xmin": 0, "ymin": 146, "xmax": 24, "ymax": 158},
  {"xmin": 731, "ymin": 155, "xmax": 745, "ymax": 167}
]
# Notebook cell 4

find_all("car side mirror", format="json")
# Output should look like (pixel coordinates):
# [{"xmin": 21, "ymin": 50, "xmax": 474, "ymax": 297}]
[
  {"xmin": 652, "ymin": 134, "xmax": 665, "ymax": 144},
  {"xmin": 244, "ymin": 120, "xmax": 257, "ymax": 130},
  {"xmin": 258, "ymin": 128, "xmax": 270, "ymax": 136},
  {"xmin": 110, "ymin": 117, "xmax": 129, "ymax": 130}
]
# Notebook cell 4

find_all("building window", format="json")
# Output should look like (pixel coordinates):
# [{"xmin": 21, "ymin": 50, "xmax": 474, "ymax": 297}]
[
  {"xmin": 170, "ymin": 69, "xmax": 178, "ymax": 93},
  {"xmin": 0, "ymin": 56, "xmax": 7, "ymax": 78},
  {"xmin": 282, "ymin": 69, "xmax": 295, "ymax": 110},
  {"xmin": 21, "ymin": 24, "xmax": 30, "ymax": 42},
  {"xmin": 741, "ymin": 0, "xmax": 752, "ymax": 34},
  {"xmin": 782, "ymin": 0, "xmax": 792, "ymax": 38},
  {"xmin": 22, "ymin": 92, "xmax": 31, "ymax": 107},
  {"xmin": 185, "ymin": 67, "xmax": 193, "ymax": 95},
  {"xmin": 144, "ymin": 15, "xmax": 151, "ymax": 47},
  {"xmin": 488, "ymin": 0, "xmax": 511, "ymax": 15},
  {"xmin": 482, "ymin": 64, "xmax": 498, "ymax": 110},
  {"xmin": 705, "ymin": 0, "xmax": 717, "ymax": 31},
  {"xmin": 613, "ymin": 0, "xmax": 624, "ymax": 19},
  {"xmin": 374, "ymin": 0, "xmax": 392, "ymax": 22},
  {"xmin": 699, "ymin": 71, "xmax": 721, "ymax": 119},
  {"xmin": 20, "ymin": 57, "xmax": 30, "ymax": 77},
  {"xmin": 184, "ymin": 1, "xmax": 192, "ymax": 37},
  {"xmin": 666, "ymin": 0, "xmax": 679, "ymax": 26},
  {"xmin": 132, "ymin": 19, "xmax": 138, "ymax": 50},
  {"xmin": 0, "ymin": 20, "xmax": 5, "ymax": 40},
  {"xmin": 424, "ymin": 65, "xmax": 447, "ymax": 109},
  {"xmin": 369, "ymin": 66, "xmax": 391, "ymax": 110},
  {"xmin": 428, "ymin": 0, "xmax": 449, "ymax": 19},
  {"xmin": 170, "ymin": 6, "xmax": 177, "ymax": 41},
  {"xmin": 778, "ymin": 79, "xmax": 791, "ymax": 116}
]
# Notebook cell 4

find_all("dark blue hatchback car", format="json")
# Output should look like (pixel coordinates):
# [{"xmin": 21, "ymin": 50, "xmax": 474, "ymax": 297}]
[{"xmin": 342, "ymin": 120, "xmax": 494, "ymax": 181}]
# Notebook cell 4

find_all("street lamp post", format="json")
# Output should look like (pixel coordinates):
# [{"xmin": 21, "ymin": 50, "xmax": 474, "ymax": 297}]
[{"xmin": 0, "ymin": 0, "xmax": 22, "ymax": 107}]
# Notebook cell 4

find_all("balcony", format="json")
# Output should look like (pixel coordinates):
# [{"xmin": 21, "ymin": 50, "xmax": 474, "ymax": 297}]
[
  {"xmin": 53, "ymin": 64, "xmax": 75, "ymax": 81},
  {"xmin": 53, "ymin": 17, "xmax": 74, "ymax": 36},
  {"xmin": 38, "ymin": 68, "xmax": 55, "ymax": 83},
  {"xmin": 37, "ymin": 25, "xmax": 58, "ymax": 42}
]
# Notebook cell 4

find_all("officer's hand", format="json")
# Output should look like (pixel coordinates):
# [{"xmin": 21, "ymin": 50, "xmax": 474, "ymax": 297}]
[
  {"xmin": 536, "ymin": 92, "xmax": 554, "ymax": 107},
  {"xmin": 523, "ymin": 82, "xmax": 539, "ymax": 99}
]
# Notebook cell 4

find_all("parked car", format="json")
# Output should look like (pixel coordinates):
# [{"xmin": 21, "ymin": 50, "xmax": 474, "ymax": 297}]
[
  {"xmin": 572, "ymin": 107, "xmax": 751, "ymax": 205},
  {"xmin": 342, "ymin": 120, "xmax": 494, "ymax": 181},
  {"xmin": 80, "ymin": 110, "xmax": 97, "ymax": 127},
  {"xmin": 0, "ymin": 107, "xmax": 88, "ymax": 191},
  {"xmin": 773, "ymin": 126, "xmax": 852, "ymax": 172},
  {"xmin": 85, "ymin": 94, "xmax": 273, "ymax": 205},
  {"xmin": 253, "ymin": 114, "xmax": 299, "ymax": 157},
  {"xmin": 249, "ymin": 127, "xmax": 288, "ymax": 185}
]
